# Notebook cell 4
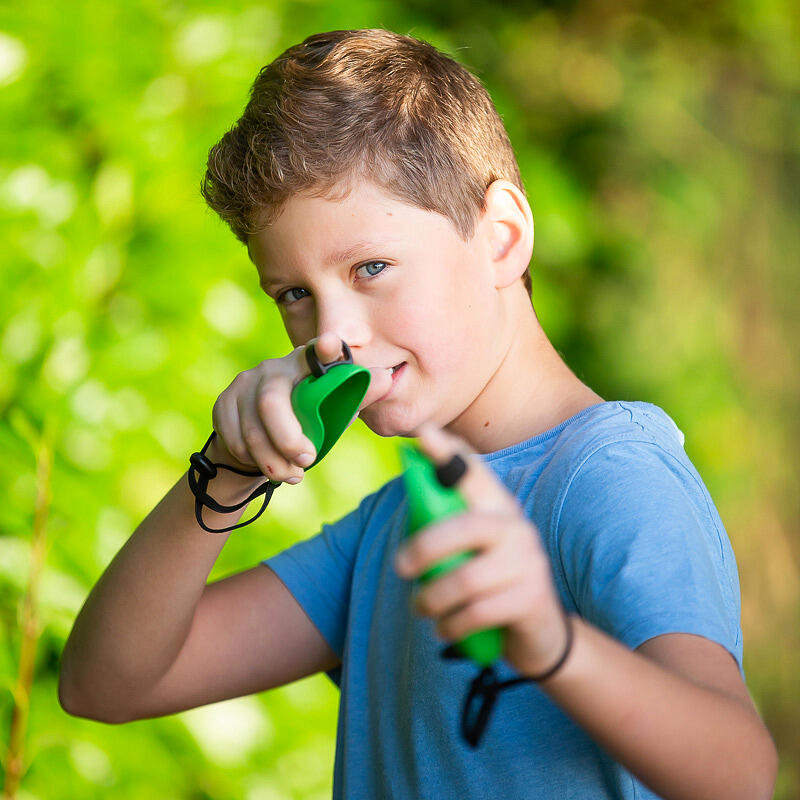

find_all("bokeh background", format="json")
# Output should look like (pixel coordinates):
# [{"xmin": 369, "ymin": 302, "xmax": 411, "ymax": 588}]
[{"xmin": 1, "ymin": 1, "xmax": 797, "ymax": 798}]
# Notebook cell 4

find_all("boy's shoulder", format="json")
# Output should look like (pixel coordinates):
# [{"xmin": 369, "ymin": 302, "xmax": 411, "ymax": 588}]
[
  {"xmin": 348, "ymin": 401, "xmax": 692, "ymax": 537},
  {"xmin": 484, "ymin": 400, "xmax": 710, "ymax": 535},
  {"xmin": 550, "ymin": 399, "xmax": 687, "ymax": 470},
  {"xmin": 483, "ymin": 400, "xmax": 687, "ymax": 483}
]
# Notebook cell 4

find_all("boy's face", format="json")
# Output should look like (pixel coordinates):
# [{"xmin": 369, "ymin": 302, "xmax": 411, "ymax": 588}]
[{"xmin": 247, "ymin": 180, "xmax": 509, "ymax": 438}]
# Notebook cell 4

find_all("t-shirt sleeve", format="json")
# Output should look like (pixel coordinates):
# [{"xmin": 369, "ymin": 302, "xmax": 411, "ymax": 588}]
[
  {"xmin": 555, "ymin": 439, "xmax": 742, "ymax": 669},
  {"xmin": 261, "ymin": 500, "xmax": 367, "ymax": 687}
]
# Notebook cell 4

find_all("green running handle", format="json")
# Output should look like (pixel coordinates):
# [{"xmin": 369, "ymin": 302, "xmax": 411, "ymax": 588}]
[{"xmin": 399, "ymin": 443, "xmax": 504, "ymax": 668}]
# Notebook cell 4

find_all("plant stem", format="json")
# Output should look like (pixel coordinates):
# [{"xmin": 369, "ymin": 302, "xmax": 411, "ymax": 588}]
[{"xmin": 2, "ymin": 419, "xmax": 53, "ymax": 800}]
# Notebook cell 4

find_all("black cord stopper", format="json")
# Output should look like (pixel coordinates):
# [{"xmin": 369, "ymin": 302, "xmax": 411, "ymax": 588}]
[{"xmin": 434, "ymin": 453, "xmax": 467, "ymax": 487}]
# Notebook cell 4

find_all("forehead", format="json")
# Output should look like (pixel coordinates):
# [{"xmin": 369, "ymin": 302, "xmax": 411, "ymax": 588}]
[{"xmin": 247, "ymin": 181, "xmax": 462, "ymax": 281}]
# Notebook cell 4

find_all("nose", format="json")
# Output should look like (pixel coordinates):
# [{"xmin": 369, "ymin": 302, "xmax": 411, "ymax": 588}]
[{"xmin": 315, "ymin": 293, "xmax": 372, "ymax": 352}]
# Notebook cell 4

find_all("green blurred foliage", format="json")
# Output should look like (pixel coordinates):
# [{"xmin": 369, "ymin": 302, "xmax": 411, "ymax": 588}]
[{"xmin": 1, "ymin": 1, "xmax": 798, "ymax": 797}]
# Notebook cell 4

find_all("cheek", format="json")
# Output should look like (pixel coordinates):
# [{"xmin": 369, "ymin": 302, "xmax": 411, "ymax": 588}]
[
  {"xmin": 390, "ymin": 290, "xmax": 470, "ymax": 374},
  {"xmin": 281, "ymin": 309, "xmax": 315, "ymax": 347}
]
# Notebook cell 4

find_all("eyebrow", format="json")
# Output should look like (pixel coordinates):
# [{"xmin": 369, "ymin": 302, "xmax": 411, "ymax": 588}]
[
  {"xmin": 259, "ymin": 238, "xmax": 395, "ymax": 290},
  {"xmin": 323, "ymin": 238, "xmax": 384, "ymax": 266}
]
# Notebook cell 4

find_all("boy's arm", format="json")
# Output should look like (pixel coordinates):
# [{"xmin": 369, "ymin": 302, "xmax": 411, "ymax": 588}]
[
  {"xmin": 540, "ymin": 618, "xmax": 777, "ymax": 800},
  {"xmin": 60, "ymin": 336, "xmax": 371, "ymax": 723},
  {"xmin": 58, "ymin": 437, "xmax": 339, "ymax": 724},
  {"xmin": 397, "ymin": 423, "xmax": 778, "ymax": 800}
]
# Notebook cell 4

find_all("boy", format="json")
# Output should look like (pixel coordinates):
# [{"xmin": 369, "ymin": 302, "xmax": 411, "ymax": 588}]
[{"xmin": 59, "ymin": 29, "xmax": 777, "ymax": 799}]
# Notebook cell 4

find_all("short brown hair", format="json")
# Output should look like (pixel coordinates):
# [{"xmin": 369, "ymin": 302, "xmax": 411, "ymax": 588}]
[{"xmin": 201, "ymin": 28, "xmax": 531, "ymax": 294}]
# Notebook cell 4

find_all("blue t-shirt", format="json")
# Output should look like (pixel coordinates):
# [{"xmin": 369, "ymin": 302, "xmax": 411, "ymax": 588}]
[{"xmin": 262, "ymin": 401, "xmax": 742, "ymax": 799}]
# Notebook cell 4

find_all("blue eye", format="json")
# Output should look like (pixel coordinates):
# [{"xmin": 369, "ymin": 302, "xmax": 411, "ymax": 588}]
[
  {"xmin": 276, "ymin": 261, "xmax": 387, "ymax": 306},
  {"xmin": 277, "ymin": 287, "xmax": 310, "ymax": 306},
  {"xmin": 356, "ymin": 261, "xmax": 387, "ymax": 278}
]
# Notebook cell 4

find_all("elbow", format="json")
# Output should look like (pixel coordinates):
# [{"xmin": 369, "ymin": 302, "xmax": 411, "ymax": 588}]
[
  {"xmin": 57, "ymin": 671, "xmax": 130, "ymax": 725},
  {"xmin": 57, "ymin": 676, "xmax": 95, "ymax": 721}
]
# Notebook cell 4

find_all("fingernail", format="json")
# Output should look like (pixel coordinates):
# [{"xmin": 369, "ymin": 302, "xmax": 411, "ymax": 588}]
[
  {"xmin": 286, "ymin": 476, "xmax": 302, "ymax": 485},
  {"xmin": 295, "ymin": 452, "xmax": 314, "ymax": 467}
]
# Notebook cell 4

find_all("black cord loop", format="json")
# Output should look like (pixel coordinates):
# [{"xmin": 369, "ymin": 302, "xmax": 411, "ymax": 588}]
[
  {"xmin": 187, "ymin": 431, "xmax": 279, "ymax": 533},
  {"xmin": 442, "ymin": 612, "xmax": 575, "ymax": 748},
  {"xmin": 306, "ymin": 340, "xmax": 353, "ymax": 377}
]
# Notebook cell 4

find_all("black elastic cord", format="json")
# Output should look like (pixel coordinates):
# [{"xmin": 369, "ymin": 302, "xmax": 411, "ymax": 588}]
[
  {"xmin": 444, "ymin": 612, "xmax": 575, "ymax": 748},
  {"xmin": 187, "ymin": 431, "xmax": 279, "ymax": 533},
  {"xmin": 431, "ymin": 450, "xmax": 577, "ymax": 746}
]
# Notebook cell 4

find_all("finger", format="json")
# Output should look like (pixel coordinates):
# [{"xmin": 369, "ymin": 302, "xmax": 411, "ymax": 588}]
[
  {"xmin": 413, "ymin": 423, "xmax": 521, "ymax": 516},
  {"xmin": 237, "ymin": 412, "xmax": 303, "ymax": 483},
  {"xmin": 311, "ymin": 332, "xmax": 345, "ymax": 365},
  {"xmin": 357, "ymin": 365, "xmax": 393, "ymax": 410},
  {"xmin": 249, "ymin": 375, "xmax": 317, "ymax": 474},
  {"xmin": 395, "ymin": 512, "xmax": 513, "ymax": 579},
  {"xmin": 413, "ymin": 543, "xmax": 524, "ymax": 618},
  {"xmin": 310, "ymin": 334, "xmax": 394, "ymax": 413},
  {"xmin": 287, "ymin": 334, "xmax": 342, "ymax": 385},
  {"xmin": 212, "ymin": 395, "xmax": 258, "ymax": 469},
  {"xmin": 435, "ymin": 582, "xmax": 531, "ymax": 643}
]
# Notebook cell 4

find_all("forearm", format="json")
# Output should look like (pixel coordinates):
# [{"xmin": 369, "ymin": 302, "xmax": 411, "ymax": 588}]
[
  {"xmin": 59, "ymin": 441, "xmax": 263, "ymax": 718},
  {"xmin": 540, "ymin": 617, "xmax": 777, "ymax": 800}
]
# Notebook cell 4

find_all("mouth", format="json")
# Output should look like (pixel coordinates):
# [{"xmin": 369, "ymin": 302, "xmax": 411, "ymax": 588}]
[{"xmin": 376, "ymin": 362, "xmax": 405, "ymax": 399}]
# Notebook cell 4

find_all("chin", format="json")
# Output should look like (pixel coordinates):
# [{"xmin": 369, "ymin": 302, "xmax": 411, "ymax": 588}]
[{"xmin": 358, "ymin": 406, "xmax": 418, "ymax": 438}]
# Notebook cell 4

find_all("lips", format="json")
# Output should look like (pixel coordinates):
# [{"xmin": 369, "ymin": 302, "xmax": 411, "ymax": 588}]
[{"xmin": 377, "ymin": 362, "xmax": 405, "ymax": 399}]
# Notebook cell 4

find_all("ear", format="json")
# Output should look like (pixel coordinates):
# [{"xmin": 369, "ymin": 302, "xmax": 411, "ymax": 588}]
[{"xmin": 481, "ymin": 180, "xmax": 534, "ymax": 289}]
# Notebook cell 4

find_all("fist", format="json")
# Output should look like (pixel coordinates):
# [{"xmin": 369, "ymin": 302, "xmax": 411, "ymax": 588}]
[{"xmin": 394, "ymin": 422, "xmax": 570, "ymax": 678}]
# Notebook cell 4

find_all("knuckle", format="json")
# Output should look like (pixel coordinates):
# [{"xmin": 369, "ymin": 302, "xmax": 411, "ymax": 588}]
[
  {"xmin": 457, "ymin": 565, "xmax": 481, "ymax": 595},
  {"xmin": 241, "ymin": 425, "xmax": 264, "ymax": 445},
  {"xmin": 256, "ymin": 359, "xmax": 283, "ymax": 380},
  {"xmin": 232, "ymin": 445, "xmax": 252, "ymax": 465},
  {"xmin": 467, "ymin": 606, "xmax": 489, "ymax": 630},
  {"xmin": 257, "ymin": 388, "xmax": 285, "ymax": 413}
]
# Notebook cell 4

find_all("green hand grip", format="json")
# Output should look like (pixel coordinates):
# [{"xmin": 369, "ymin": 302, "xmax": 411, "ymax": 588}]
[
  {"xmin": 290, "ymin": 341, "xmax": 371, "ymax": 468},
  {"xmin": 399, "ymin": 443, "xmax": 504, "ymax": 668}
]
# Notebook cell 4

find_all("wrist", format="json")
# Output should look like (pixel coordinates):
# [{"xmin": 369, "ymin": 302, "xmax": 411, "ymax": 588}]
[
  {"xmin": 523, "ymin": 610, "xmax": 575, "ymax": 683},
  {"xmin": 197, "ymin": 436, "xmax": 267, "ymax": 503},
  {"xmin": 205, "ymin": 435, "xmax": 252, "ymax": 471}
]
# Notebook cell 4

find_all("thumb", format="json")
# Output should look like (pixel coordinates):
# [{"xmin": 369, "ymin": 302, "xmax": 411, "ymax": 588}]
[
  {"xmin": 413, "ymin": 422, "xmax": 521, "ymax": 517},
  {"xmin": 308, "ymin": 332, "xmax": 346, "ymax": 365}
]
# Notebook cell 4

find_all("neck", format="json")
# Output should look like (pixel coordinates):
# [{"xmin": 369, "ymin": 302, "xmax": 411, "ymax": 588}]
[{"xmin": 445, "ymin": 294, "xmax": 604, "ymax": 454}]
